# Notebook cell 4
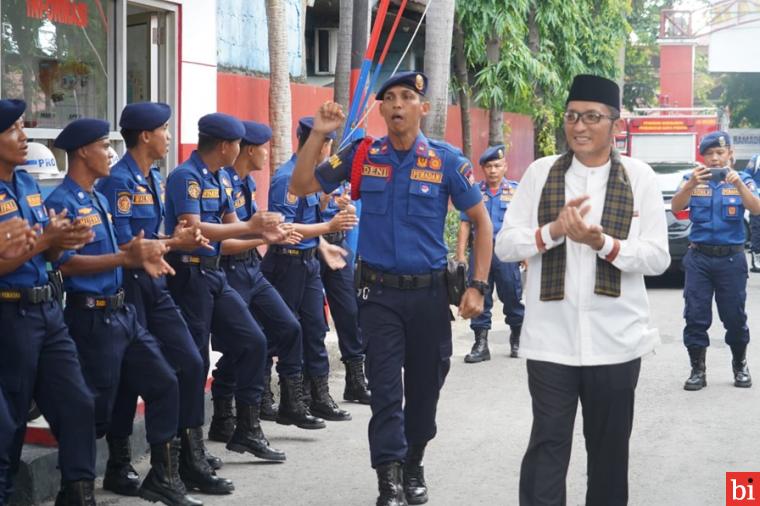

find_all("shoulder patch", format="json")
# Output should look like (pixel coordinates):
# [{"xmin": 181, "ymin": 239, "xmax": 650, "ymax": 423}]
[
  {"xmin": 116, "ymin": 191, "xmax": 133, "ymax": 215},
  {"xmin": 187, "ymin": 180, "xmax": 201, "ymax": 199}
]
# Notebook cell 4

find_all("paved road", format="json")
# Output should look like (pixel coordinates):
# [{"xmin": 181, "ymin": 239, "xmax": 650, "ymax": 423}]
[{"xmin": 50, "ymin": 268, "xmax": 760, "ymax": 506}]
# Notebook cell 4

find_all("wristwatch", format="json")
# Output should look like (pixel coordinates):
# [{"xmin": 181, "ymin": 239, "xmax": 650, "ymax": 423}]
[{"xmin": 468, "ymin": 280, "xmax": 488, "ymax": 296}]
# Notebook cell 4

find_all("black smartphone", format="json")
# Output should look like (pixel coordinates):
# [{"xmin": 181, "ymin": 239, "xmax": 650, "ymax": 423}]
[{"xmin": 709, "ymin": 168, "xmax": 728, "ymax": 183}]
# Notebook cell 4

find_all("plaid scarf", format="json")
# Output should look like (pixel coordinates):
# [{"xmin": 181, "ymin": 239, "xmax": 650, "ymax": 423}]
[{"xmin": 537, "ymin": 149, "xmax": 634, "ymax": 300}]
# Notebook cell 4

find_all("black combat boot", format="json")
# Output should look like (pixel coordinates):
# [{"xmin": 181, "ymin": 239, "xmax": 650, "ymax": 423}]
[
  {"xmin": 464, "ymin": 328, "xmax": 490, "ymax": 363},
  {"xmin": 178, "ymin": 427, "xmax": 234, "ymax": 495},
  {"xmin": 276, "ymin": 374, "xmax": 326, "ymax": 430},
  {"xmin": 684, "ymin": 346, "xmax": 707, "ymax": 391},
  {"xmin": 731, "ymin": 344, "xmax": 752, "ymax": 388},
  {"xmin": 103, "ymin": 435, "xmax": 140, "ymax": 496},
  {"xmin": 751, "ymin": 252, "xmax": 760, "ymax": 273},
  {"xmin": 302, "ymin": 374, "xmax": 312, "ymax": 407},
  {"xmin": 139, "ymin": 439, "xmax": 203, "ymax": 506},
  {"xmin": 207, "ymin": 397, "xmax": 235, "ymax": 443},
  {"xmin": 343, "ymin": 357, "xmax": 371, "ymax": 404},
  {"xmin": 310, "ymin": 374, "xmax": 352, "ymax": 421},
  {"xmin": 260, "ymin": 368, "xmax": 278, "ymax": 421},
  {"xmin": 203, "ymin": 444, "xmax": 222, "ymax": 471},
  {"xmin": 404, "ymin": 444, "xmax": 428, "ymax": 504},
  {"xmin": 226, "ymin": 403, "xmax": 286, "ymax": 461},
  {"xmin": 376, "ymin": 461, "xmax": 407, "ymax": 506},
  {"xmin": 509, "ymin": 326, "xmax": 521, "ymax": 358},
  {"xmin": 54, "ymin": 480, "xmax": 96, "ymax": 506}
]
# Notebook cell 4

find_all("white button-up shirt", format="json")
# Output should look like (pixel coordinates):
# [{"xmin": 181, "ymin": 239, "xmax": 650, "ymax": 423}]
[{"xmin": 495, "ymin": 154, "xmax": 670, "ymax": 366}]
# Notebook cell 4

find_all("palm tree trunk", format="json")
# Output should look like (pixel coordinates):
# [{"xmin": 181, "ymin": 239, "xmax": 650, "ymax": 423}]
[
  {"xmin": 486, "ymin": 36, "xmax": 503, "ymax": 146},
  {"xmin": 266, "ymin": 0, "xmax": 293, "ymax": 171},
  {"xmin": 422, "ymin": 0, "xmax": 456, "ymax": 140},
  {"xmin": 452, "ymin": 21, "xmax": 472, "ymax": 159},
  {"xmin": 333, "ymin": 0, "xmax": 354, "ymax": 143}
]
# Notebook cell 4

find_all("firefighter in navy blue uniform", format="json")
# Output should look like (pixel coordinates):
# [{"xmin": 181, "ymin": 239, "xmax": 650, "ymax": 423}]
[
  {"xmin": 0, "ymin": 100, "xmax": 98, "ymax": 506},
  {"xmin": 262, "ymin": 116, "xmax": 358, "ymax": 423},
  {"xmin": 742, "ymin": 154, "xmax": 760, "ymax": 272},
  {"xmin": 45, "ymin": 118, "xmax": 203, "ymax": 506},
  {"xmin": 289, "ymin": 72, "xmax": 493, "ymax": 506},
  {"xmin": 456, "ymin": 145, "xmax": 525, "ymax": 363},
  {"xmin": 671, "ymin": 131, "xmax": 760, "ymax": 391},
  {"xmin": 94, "ymin": 102, "xmax": 212, "ymax": 497},
  {"xmin": 164, "ymin": 113, "xmax": 293, "ymax": 480},
  {"xmin": 207, "ymin": 120, "xmax": 325, "ymax": 442},
  {"xmin": 319, "ymin": 180, "xmax": 372, "ymax": 404}
]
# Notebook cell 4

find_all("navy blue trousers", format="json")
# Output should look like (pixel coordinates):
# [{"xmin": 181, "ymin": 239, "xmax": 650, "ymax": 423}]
[
  {"xmin": 0, "ymin": 390, "xmax": 12, "ymax": 506},
  {"xmin": 211, "ymin": 257, "xmax": 303, "ymax": 400},
  {"xmin": 167, "ymin": 264, "xmax": 267, "ymax": 407},
  {"xmin": 261, "ymin": 253, "xmax": 330, "ymax": 378},
  {"xmin": 108, "ymin": 271, "xmax": 205, "ymax": 437},
  {"xmin": 469, "ymin": 252, "xmax": 524, "ymax": 331},
  {"xmin": 320, "ymin": 240, "xmax": 365, "ymax": 362},
  {"xmin": 0, "ymin": 300, "xmax": 95, "ymax": 498},
  {"xmin": 682, "ymin": 248, "xmax": 750, "ymax": 348},
  {"xmin": 64, "ymin": 303, "xmax": 179, "ymax": 445},
  {"xmin": 358, "ymin": 277, "xmax": 452, "ymax": 468},
  {"xmin": 751, "ymin": 214, "xmax": 760, "ymax": 253}
]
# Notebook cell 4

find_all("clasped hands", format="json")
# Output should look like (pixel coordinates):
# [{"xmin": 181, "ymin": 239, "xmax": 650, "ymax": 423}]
[{"xmin": 548, "ymin": 195, "xmax": 605, "ymax": 251}]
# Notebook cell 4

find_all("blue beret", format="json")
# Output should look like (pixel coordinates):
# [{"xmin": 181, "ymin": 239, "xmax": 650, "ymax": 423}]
[
  {"xmin": 54, "ymin": 118, "xmax": 110, "ymax": 152},
  {"xmin": 198, "ymin": 113, "xmax": 245, "ymax": 140},
  {"xmin": 241, "ymin": 121, "xmax": 272, "ymax": 145},
  {"xmin": 119, "ymin": 102, "xmax": 171, "ymax": 131},
  {"xmin": 375, "ymin": 71, "xmax": 428, "ymax": 100},
  {"xmin": 479, "ymin": 144, "xmax": 507, "ymax": 166},
  {"xmin": 699, "ymin": 131, "xmax": 732, "ymax": 155},
  {"xmin": 296, "ymin": 117, "xmax": 336, "ymax": 141},
  {"xmin": 0, "ymin": 99, "xmax": 26, "ymax": 133}
]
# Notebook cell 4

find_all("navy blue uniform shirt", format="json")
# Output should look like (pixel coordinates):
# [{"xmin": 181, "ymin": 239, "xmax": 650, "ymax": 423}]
[
  {"xmin": 680, "ymin": 171, "xmax": 758, "ymax": 245},
  {"xmin": 461, "ymin": 178, "xmax": 519, "ymax": 240},
  {"xmin": 315, "ymin": 133, "xmax": 481, "ymax": 274},
  {"xmin": 45, "ymin": 177, "xmax": 122, "ymax": 295},
  {"xmin": 164, "ymin": 151, "xmax": 234, "ymax": 256},
  {"xmin": 96, "ymin": 152, "xmax": 165, "ymax": 245},
  {"xmin": 224, "ymin": 166, "xmax": 258, "ymax": 222},
  {"xmin": 269, "ymin": 154, "xmax": 321, "ymax": 250},
  {"xmin": 0, "ymin": 169, "xmax": 50, "ymax": 288}
]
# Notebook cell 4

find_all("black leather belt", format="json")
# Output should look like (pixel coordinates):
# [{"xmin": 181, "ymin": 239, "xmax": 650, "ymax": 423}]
[
  {"xmin": 221, "ymin": 249, "xmax": 261, "ymax": 266},
  {"xmin": 323, "ymin": 232, "xmax": 346, "ymax": 244},
  {"xmin": 167, "ymin": 252, "xmax": 221, "ymax": 270},
  {"xmin": 68, "ymin": 289, "xmax": 126, "ymax": 310},
  {"xmin": 690, "ymin": 243, "xmax": 744, "ymax": 257},
  {"xmin": 361, "ymin": 265, "xmax": 445, "ymax": 290},
  {"xmin": 0, "ymin": 284, "xmax": 54, "ymax": 304},
  {"xmin": 271, "ymin": 246, "xmax": 317, "ymax": 260}
]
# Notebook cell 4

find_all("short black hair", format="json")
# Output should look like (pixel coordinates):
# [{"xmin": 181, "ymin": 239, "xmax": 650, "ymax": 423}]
[
  {"xmin": 197, "ymin": 133, "xmax": 222, "ymax": 153},
  {"xmin": 120, "ymin": 128, "xmax": 140, "ymax": 149}
]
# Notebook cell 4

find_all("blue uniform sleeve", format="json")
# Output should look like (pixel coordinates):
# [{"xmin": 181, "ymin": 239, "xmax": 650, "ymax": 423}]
[
  {"xmin": 166, "ymin": 170, "xmax": 202, "ymax": 216},
  {"xmin": 677, "ymin": 174, "xmax": 690, "ymax": 193},
  {"xmin": 268, "ymin": 174, "xmax": 299, "ymax": 223},
  {"xmin": 96, "ymin": 173, "xmax": 134, "ymax": 245},
  {"xmin": 741, "ymin": 173, "xmax": 758, "ymax": 196},
  {"xmin": 314, "ymin": 141, "xmax": 358, "ymax": 194},
  {"xmin": 43, "ymin": 190, "xmax": 75, "ymax": 266},
  {"xmin": 446, "ymin": 154, "xmax": 481, "ymax": 212}
]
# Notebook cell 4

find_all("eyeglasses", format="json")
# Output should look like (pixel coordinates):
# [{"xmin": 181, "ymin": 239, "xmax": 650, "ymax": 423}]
[{"xmin": 563, "ymin": 110, "xmax": 619, "ymax": 125}]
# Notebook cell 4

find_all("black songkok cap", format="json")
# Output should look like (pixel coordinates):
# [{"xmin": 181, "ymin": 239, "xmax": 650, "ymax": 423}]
[{"xmin": 566, "ymin": 74, "xmax": 620, "ymax": 111}]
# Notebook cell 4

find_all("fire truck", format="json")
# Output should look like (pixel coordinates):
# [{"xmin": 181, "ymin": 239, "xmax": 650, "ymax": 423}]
[{"xmin": 616, "ymin": 107, "xmax": 721, "ymax": 273}]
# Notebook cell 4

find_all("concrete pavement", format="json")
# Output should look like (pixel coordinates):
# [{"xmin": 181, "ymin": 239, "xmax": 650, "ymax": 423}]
[{"xmin": 43, "ymin": 269, "xmax": 760, "ymax": 506}]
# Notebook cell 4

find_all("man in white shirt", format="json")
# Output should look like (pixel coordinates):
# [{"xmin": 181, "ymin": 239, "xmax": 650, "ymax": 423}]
[{"xmin": 495, "ymin": 74, "xmax": 669, "ymax": 505}]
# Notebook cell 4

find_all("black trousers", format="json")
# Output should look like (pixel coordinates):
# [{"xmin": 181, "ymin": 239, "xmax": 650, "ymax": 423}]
[{"xmin": 519, "ymin": 358, "xmax": 641, "ymax": 506}]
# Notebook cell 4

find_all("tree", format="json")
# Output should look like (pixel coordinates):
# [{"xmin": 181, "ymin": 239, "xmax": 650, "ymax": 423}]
[
  {"xmin": 266, "ymin": 0, "xmax": 293, "ymax": 171},
  {"xmin": 422, "ymin": 0, "xmax": 456, "ymax": 140},
  {"xmin": 333, "ymin": 0, "xmax": 354, "ymax": 143},
  {"xmin": 452, "ymin": 21, "xmax": 472, "ymax": 158}
]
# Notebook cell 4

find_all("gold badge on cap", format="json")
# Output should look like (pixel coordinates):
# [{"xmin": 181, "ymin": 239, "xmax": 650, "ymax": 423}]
[
  {"xmin": 498, "ymin": 148, "xmax": 504, "ymax": 159},
  {"xmin": 415, "ymin": 74, "xmax": 424, "ymax": 91},
  {"xmin": 718, "ymin": 135, "xmax": 726, "ymax": 147}
]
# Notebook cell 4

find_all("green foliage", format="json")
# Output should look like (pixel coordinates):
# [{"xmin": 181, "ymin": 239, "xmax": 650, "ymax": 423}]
[
  {"xmin": 721, "ymin": 73, "xmax": 760, "ymax": 127},
  {"xmin": 623, "ymin": 0, "xmax": 667, "ymax": 110},
  {"xmin": 445, "ymin": 209, "xmax": 462, "ymax": 258},
  {"xmin": 456, "ymin": 0, "xmax": 629, "ymax": 156}
]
